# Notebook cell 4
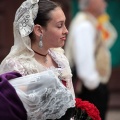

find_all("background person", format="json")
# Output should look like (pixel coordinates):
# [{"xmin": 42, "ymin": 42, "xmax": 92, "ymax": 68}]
[{"xmin": 65, "ymin": 0, "xmax": 113, "ymax": 119}]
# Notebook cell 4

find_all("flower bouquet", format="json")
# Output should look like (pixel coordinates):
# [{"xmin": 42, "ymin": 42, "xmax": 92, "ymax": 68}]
[{"xmin": 74, "ymin": 98, "xmax": 101, "ymax": 120}]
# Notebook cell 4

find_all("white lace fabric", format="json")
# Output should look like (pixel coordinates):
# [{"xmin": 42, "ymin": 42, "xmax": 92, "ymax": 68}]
[
  {"xmin": 14, "ymin": 0, "xmax": 39, "ymax": 37},
  {"xmin": 9, "ymin": 70, "xmax": 75, "ymax": 120},
  {"xmin": 0, "ymin": 48, "xmax": 75, "ymax": 98}
]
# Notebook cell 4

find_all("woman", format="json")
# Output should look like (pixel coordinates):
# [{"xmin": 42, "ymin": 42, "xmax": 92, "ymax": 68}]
[{"xmin": 0, "ymin": 0, "xmax": 75, "ymax": 119}]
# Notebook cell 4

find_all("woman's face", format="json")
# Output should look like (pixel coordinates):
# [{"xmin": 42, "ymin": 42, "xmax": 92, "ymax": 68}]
[{"xmin": 42, "ymin": 7, "xmax": 68, "ymax": 49}]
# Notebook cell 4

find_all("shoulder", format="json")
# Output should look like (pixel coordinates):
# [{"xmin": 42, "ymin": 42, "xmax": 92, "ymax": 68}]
[
  {"xmin": 51, "ymin": 48, "xmax": 72, "ymax": 78},
  {"xmin": 50, "ymin": 48, "xmax": 69, "ymax": 62},
  {"xmin": 5, "ymin": 57, "xmax": 25, "ymax": 67},
  {"xmin": 0, "ymin": 57, "xmax": 28, "ymax": 75},
  {"xmin": 50, "ymin": 47, "xmax": 71, "ymax": 68},
  {"xmin": 77, "ymin": 20, "xmax": 95, "ymax": 32},
  {"xmin": 51, "ymin": 47, "xmax": 64, "ymax": 54},
  {"xmin": 0, "ymin": 57, "xmax": 18, "ymax": 74},
  {"xmin": 70, "ymin": 12, "xmax": 94, "ymax": 28},
  {"xmin": 70, "ymin": 20, "xmax": 95, "ymax": 37}
]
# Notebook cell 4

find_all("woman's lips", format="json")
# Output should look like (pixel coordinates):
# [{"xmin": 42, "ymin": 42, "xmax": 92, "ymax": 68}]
[{"xmin": 60, "ymin": 37, "xmax": 66, "ymax": 41}]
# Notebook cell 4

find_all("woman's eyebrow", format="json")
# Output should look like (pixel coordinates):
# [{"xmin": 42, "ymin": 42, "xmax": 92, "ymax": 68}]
[{"xmin": 56, "ymin": 21, "xmax": 65, "ymax": 24}]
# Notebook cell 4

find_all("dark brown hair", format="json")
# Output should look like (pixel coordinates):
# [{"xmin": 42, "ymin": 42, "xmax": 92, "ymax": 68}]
[{"xmin": 34, "ymin": 0, "xmax": 61, "ymax": 27}]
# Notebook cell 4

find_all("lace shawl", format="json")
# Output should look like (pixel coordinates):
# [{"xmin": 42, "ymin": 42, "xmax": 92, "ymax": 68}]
[
  {"xmin": 0, "ymin": 48, "xmax": 75, "ymax": 98},
  {"xmin": 9, "ymin": 70, "xmax": 75, "ymax": 120}
]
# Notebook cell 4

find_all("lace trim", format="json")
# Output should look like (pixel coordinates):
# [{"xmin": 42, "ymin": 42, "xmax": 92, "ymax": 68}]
[
  {"xmin": 10, "ymin": 70, "xmax": 75, "ymax": 120},
  {"xmin": 49, "ymin": 49, "xmax": 72, "ymax": 87},
  {"xmin": 4, "ymin": 49, "xmax": 75, "ymax": 97}
]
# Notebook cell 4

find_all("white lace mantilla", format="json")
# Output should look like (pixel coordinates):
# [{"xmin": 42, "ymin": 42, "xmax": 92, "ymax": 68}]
[
  {"xmin": 14, "ymin": 0, "xmax": 39, "ymax": 37},
  {"xmin": 9, "ymin": 70, "xmax": 75, "ymax": 120},
  {"xmin": 0, "ymin": 48, "xmax": 75, "ymax": 98}
]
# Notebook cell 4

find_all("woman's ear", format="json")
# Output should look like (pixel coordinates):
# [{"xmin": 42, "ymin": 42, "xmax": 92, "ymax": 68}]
[{"xmin": 33, "ymin": 24, "xmax": 43, "ymax": 36}]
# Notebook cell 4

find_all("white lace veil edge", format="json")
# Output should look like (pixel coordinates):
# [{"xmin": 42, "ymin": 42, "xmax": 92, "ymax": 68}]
[
  {"xmin": 9, "ymin": 70, "xmax": 75, "ymax": 120},
  {"xmin": 0, "ymin": 0, "xmax": 39, "ymax": 72}
]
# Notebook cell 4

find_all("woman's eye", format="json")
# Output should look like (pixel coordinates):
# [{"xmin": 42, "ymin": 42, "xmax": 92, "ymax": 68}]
[
  {"xmin": 57, "ymin": 23, "xmax": 64, "ymax": 28},
  {"xmin": 57, "ymin": 25, "xmax": 62, "ymax": 28}
]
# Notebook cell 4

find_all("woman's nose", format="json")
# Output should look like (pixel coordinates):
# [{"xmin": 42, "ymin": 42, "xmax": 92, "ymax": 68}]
[{"xmin": 64, "ymin": 26, "xmax": 69, "ymax": 34}]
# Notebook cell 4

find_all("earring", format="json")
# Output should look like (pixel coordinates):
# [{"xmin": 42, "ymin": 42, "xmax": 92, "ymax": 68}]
[{"xmin": 39, "ymin": 35, "xmax": 43, "ymax": 48}]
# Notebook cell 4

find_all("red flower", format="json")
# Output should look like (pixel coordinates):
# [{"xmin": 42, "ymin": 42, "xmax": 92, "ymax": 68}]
[{"xmin": 75, "ymin": 98, "xmax": 101, "ymax": 120}]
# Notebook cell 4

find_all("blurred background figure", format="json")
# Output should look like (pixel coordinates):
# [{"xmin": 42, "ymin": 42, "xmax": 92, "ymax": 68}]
[
  {"xmin": 65, "ymin": 0, "xmax": 117, "ymax": 119},
  {"xmin": 97, "ymin": 12, "xmax": 117, "ymax": 49}
]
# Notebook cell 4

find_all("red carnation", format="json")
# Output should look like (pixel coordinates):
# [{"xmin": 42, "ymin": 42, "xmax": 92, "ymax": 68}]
[{"xmin": 75, "ymin": 98, "xmax": 101, "ymax": 120}]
